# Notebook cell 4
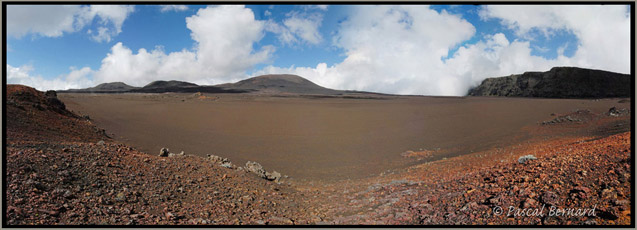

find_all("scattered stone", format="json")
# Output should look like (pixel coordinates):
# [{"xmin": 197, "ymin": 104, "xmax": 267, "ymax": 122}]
[
  {"xmin": 220, "ymin": 162, "xmax": 233, "ymax": 168},
  {"xmin": 613, "ymin": 199, "xmax": 630, "ymax": 206},
  {"xmin": 608, "ymin": 107, "xmax": 629, "ymax": 117},
  {"xmin": 26, "ymin": 179, "xmax": 48, "ymax": 191},
  {"xmin": 207, "ymin": 154, "xmax": 231, "ymax": 164},
  {"xmin": 245, "ymin": 161, "xmax": 267, "ymax": 178},
  {"xmin": 115, "ymin": 192, "xmax": 126, "ymax": 202},
  {"xmin": 569, "ymin": 186, "xmax": 591, "ymax": 200},
  {"xmin": 266, "ymin": 171, "xmax": 282, "ymax": 182},
  {"xmin": 268, "ymin": 216, "xmax": 294, "ymax": 225},
  {"xmin": 517, "ymin": 155, "xmax": 537, "ymax": 164},
  {"xmin": 244, "ymin": 161, "xmax": 282, "ymax": 182},
  {"xmin": 158, "ymin": 148, "xmax": 170, "ymax": 157},
  {"xmin": 540, "ymin": 191, "xmax": 559, "ymax": 206}
]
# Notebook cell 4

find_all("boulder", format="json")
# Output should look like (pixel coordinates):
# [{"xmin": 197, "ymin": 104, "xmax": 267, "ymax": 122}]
[
  {"xmin": 245, "ymin": 161, "xmax": 282, "ymax": 182},
  {"xmin": 159, "ymin": 148, "xmax": 170, "ymax": 157},
  {"xmin": 266, "ymin": 171, "xmax": 282, "ymax": 182},
  {"xmin": 207, "ymin": 154, "xmax": 230, "ymax": 164},
  {"xmin": 245, "ymin": 161, "xmax": 267, "ymax": 178},
  {"xmin": 608, "ymin": 107, "xmax": 629, "ymax": 117},
  {"xmin": 518, "ymin": 155, "xmax": 537, "ymax": 164}
]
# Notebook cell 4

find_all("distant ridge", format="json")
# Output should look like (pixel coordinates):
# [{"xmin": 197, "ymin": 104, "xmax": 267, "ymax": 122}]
[
  {"xmin": 142, "ymin": 80, "xmax": 198, "ymax": 89},
  {"xmin": 60, "ymin": 74, "xmax": 346, "ymax": 95},
  {"xmin": 66, "ymin": 82, "xmax": 139, "ymax": 93},
  {"xmin": 57, "ymin": 74, "xmax": 401, "ymax": 98},
  {"xmin": 218, "ymin": 74, "xmax": 342, "ymax": 95},
  {"xmin": 468, "ymin": 67, "xmax": 631, "ymax": 98}
]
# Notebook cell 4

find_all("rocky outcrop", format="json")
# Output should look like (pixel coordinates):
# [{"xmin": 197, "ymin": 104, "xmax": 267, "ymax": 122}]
[
  {"xmin": 468, "ymin": 67, "xmax": 631, "ymax": 98},
  {"xmin": 206, "ymin": 154, "xmax": 235, "ymax": 168},
  {"xmin": 245, "ymin": 161, "xmax": 282, "ymax": 182}
]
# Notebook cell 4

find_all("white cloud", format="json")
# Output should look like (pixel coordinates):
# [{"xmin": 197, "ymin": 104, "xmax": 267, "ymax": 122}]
[
  {"xmin": 266, "ymin": 8, "xmax": 324, "ymax": 46},
  {"xmin": 442, "ymin": 33, "xmax": 575, "ymax": 94},
  {"xmin": 257, "ymin": 5, "xmax": 630, "ymax": 96},
  {"xmin": 160, "ymin": 5, "xmax": 188, "ymax": 12},
  {"xmin": 257, "ymin": 5, "xmax": 477, "ymax": 95},
  {"xmin": 283, "ymin": 13, "xmax": 323, "ymax": 45},
  {"xmin": 7, "ymin": 5, "xmax": 134, "ymax": 42},
  {"xmin": 302, "ymin": 5, "xmax": 329, "ymax": 11},
  {"xmin": 9, "ymin": 5, "xmax": 273, "ymax": 90},
  {"xmin": 533, "ymin": 45, "xmax": 550, "ymax": 53},
  {"xmin": 7, "ymin": 64, "xmax": 95, "ymax": 91},
  {"xmin": 479, "ymin": 5, "xmax": 630, "ymax": 74},
  {"xmin": 81, "ymin": 5, "xmax": 135, "ymax": 42},
  {"xmin": 10, "ymin": 5, "xmax": 630, "ymax": 96},
  {"xmin": 93, "ymin": 5, "xmax": 274, "ymax": 86},
  {"xmin": 7, "ymin": 5, "xmax": 82, "ymax": 38}
]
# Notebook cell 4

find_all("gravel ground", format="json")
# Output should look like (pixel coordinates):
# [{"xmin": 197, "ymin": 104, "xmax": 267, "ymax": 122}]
[{"xmin": 5, "ymin": 85, "xmax": 632, "ymax": 226}]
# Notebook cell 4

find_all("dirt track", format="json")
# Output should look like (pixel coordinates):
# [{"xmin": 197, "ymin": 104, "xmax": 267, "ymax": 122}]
[{"xmin": 59, "ymin": 93, "xmax": 630, "ymax": 181}]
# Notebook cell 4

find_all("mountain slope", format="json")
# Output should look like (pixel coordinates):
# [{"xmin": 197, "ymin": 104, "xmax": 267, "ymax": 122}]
[
  {"xmin": 141, "ymin": 80, "xmax": 198, "ymax": 89},
  {"xmin": 66, "ymin": 82, "xmax": 139, "ymax": 93},
  {"xmin": 219, "ymin": 74, "xmax": 342, "ymax": 95},
  {"xmin": 468, "ymin": 67, "xmax": 631, "ymax": 98}
]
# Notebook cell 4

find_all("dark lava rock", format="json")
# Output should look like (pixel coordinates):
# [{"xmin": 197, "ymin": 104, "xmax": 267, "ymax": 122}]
[
  {"xmin": 468, "ymin": 67, "xmax": 630, "ymax": 98},
  {"xmin": 159, "ymin": 148, "xmax": 170, "ymax": 157}
]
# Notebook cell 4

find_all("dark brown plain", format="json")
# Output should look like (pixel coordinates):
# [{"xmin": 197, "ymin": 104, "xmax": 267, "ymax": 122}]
[{"xmin": 59, "ymin": 93, "xmax": 629, "ymax": 181}]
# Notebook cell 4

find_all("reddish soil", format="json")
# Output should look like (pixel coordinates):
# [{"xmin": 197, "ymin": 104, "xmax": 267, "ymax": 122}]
[{"xmin": 5, "ymin": 85, "xmax": 633, "ymax": 226}]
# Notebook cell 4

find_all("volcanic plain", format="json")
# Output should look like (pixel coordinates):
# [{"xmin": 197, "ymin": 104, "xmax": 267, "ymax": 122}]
[
  {"xmin": 59, "ymin": 92, "xmax": 630, "ymax": 181},
  {"xmin": 5, "ymin": 70, "xmax": 633, "ymax": 225}
]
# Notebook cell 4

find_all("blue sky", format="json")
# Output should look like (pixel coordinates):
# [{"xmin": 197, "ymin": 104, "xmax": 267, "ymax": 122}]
[{"xmin": 6, "ymin": 4, "xmax": 631, "ymax": 95}]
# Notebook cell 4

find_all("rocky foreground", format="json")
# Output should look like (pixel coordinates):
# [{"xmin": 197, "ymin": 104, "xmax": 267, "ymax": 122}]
[{"xmin": 5, "ymin": 85, "xmax": 633, "ymax": 226}]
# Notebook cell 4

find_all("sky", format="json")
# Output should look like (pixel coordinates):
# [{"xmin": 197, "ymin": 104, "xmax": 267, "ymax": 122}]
[{"xmin": 6, "ymin": 4, "xmax": 632, "ymax": 96}]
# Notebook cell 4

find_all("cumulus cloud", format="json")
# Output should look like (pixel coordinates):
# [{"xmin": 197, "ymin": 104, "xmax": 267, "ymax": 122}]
[
  {"xmin": 7, "ymin": 5, "xmax": 134, "ymax": 42},
  {"xmin": 81, "ymin": 5, "xmax": 135, "ymax": 42},
  {"xmin": 7, "ymin": 64, "xmax": 95, "ymax": 91},
  {"xmin": 479, "ymin": 5, "xmax": 630, "ymax": 74},
  {"xmin": 283, "ymin": 13, "xmax": 323, "ymax": 45},
  {"xmin": 442, "ymin": 33, "xmax": 574, "ymax": 94},
  {"xmin": 7, "ymin": 5, "xmax": 81, "ymax": 38},
  {"xmin": 92, "ymin": 5, "xmax": 274, "ymax": 86},
  {"xmin": 257, "ymin": 5, "xmax": 630, "ymax": 96},
  {"xmin": 160, "ymin": 5, "xmax": 188, "ymax": 12},
  {"xmin": 265, "ymin": 7, "xmax": 324, "ymax": 46},
  {"xmin": 302, "ymin": 5, "xmax": 329, "ymax": 11},
  {"xmin": 9, "ymin": 5, "xmax": 631, "ymax": 95},
  {"xmin": 258, "ymin": 5, "xmax": 477, "ymax": 95}
]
